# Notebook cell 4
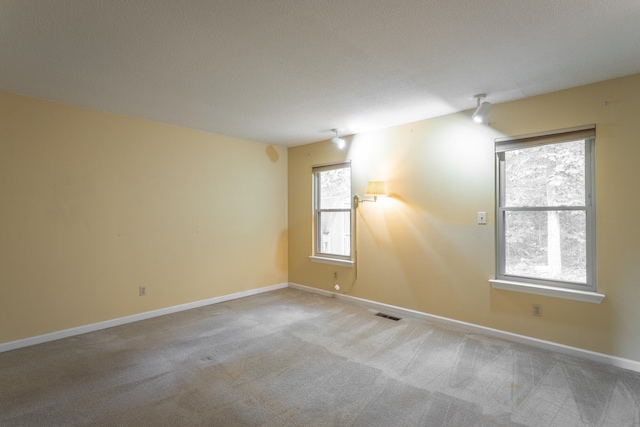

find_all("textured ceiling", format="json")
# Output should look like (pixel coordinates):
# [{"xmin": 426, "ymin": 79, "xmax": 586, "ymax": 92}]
[{"xmin": 2, "ymin": 1, "xmax": 640, "ymax": 146}]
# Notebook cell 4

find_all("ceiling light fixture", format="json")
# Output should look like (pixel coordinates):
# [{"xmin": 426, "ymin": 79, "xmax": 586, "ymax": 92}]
[
  {"xmin": 472, "ymin": 94, "xmax": 492, "ymax": 124},
  {"xmin": 331, "ymin": 129, "xmax": 346, "ymax": 149}
]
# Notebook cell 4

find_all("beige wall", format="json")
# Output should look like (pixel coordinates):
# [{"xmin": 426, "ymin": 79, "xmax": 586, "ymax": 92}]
[
  {"xmin": 0, "ymin": 91, "xmax": 288, "ymax": 344},
  {"xmin": 288, "ymin": 73, "xmax": 640, "ymax": 362},
  {"xmin": 3, "ymin": 73, "xmax": 640, "ymax": 362}
]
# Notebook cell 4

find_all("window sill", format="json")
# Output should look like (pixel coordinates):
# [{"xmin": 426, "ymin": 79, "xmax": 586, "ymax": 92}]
[
  {"xmin": 489, "ymin": 279, "xmax": 605, "ymax": 304},
  {"xmin": 309, "ymin": 256, "xmax": 354, "ymax": 267}
]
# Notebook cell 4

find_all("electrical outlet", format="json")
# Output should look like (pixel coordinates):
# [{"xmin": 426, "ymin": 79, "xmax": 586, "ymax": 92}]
[
  {"xmin": 139, "ymin": 286, "xmax": 147, "ymax": 296},
  {"xmin": 532, "ymin": 304, "xmax": 542, "ymax": 317}
]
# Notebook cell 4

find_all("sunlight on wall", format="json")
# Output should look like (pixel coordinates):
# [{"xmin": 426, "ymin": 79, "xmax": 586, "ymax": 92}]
[
  {"xmin": 339, "ymin": 113, "xmax": 497, "ymax": 313},
  {"xmin": 291, "ymin": 73, "xmax": 640, "ymax": 362}
]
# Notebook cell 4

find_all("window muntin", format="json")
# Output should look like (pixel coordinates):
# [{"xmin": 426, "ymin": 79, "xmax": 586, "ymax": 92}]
[
  {"xmin": 496, "ymin": 126, "xmax": 596, "ymax": 291},
  {"xmin": 313, "ymin": 163, "xmax": 352, "ymax": 259}
]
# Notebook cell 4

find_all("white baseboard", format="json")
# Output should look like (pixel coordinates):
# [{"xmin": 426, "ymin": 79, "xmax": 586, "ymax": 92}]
[
  {"xmin": 288, "ymin": 282, "xmax": 640, "ymax": 374},
  {"xmin": 5, "ymin": 281, "xmax": 639, "ymax": 374},
  {"xmin": 0, "ymin": 282, "xmax": 288, "ymax": 354}
]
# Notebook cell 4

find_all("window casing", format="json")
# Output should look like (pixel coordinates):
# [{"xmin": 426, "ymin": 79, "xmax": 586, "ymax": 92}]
[
  {"xmin": 495, "ymin": 126, "xmax": 596, "ymax": 292},
  {"xmin": 312, "ymin": 162, "xmax": 352, "ymax": 262}
]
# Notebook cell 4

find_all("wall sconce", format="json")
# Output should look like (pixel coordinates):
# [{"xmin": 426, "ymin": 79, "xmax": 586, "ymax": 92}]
[
  {"xmin": 354, "ymin": 180, "xmax": 387, "ymax": 208},
  {"xmin": 472, "ymin": 93, "xmax": 492, "ymax": 123},
  {"xmin": 331, "ymin": 128, "xmax": 346, "ymax": 149}
]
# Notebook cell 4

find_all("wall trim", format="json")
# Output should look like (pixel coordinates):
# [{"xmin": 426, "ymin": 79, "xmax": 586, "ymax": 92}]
[
  {"xmin": 0, "ymin": 282, "xmax": 288, "ymax": 354},
  {"xmin": 309, "ymin": 256, "xmax": 355, "ymax": 267},
  {"xmin": 489, "ymin": 279, "xmax": 605, "ymax": 304},
  {"xmin": 288, "ymin": 282, "xmax": 640, "ymax": 373}
]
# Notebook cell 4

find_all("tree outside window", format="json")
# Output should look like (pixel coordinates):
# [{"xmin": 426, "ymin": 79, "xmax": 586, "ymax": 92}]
[
  {"xmin": 313, "ymin": 163, "xmax": 352, "ymax": 259},
  {"xmin": 496, "ymin": 127, "xmax": 596, "ymax": 291}
]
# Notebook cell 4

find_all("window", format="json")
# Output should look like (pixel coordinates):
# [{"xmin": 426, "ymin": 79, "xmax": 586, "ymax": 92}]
[
  {"xmin": 495, "ymin": 126, "xmax": 596, "ymax": 294},
  {"xmin": 312, "ymin": 162, "xmax": 352, "ymax": 264}
]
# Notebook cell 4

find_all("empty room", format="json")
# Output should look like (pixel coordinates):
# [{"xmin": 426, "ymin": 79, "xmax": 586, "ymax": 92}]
[{"xmin": 2, "ymin": 1, "xmax": 640, "ymax": 426}]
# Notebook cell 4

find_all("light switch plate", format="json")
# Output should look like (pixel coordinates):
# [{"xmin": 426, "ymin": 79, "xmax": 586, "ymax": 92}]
[{"xmin": 477, "ymin": 212, "xmax": 487, "ymax": 224}]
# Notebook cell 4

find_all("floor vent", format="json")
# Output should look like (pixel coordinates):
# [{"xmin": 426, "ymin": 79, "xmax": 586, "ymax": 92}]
[{"xmin": 375, "ymin": 312, "xmax": 401, "ymax": 321}]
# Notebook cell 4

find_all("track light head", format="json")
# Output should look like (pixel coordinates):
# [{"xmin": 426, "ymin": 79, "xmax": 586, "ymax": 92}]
[
  {"xmin": 472, "ymin": 94, "xmax": 492, "ymax": 124},
  {"xmin": 331, "ymin": 129, "xmax": 346, "ymax": 149}
]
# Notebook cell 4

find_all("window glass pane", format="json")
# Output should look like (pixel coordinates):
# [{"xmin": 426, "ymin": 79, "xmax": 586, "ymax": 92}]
[
  {"xmin": 504, "ymin": 210, "xmax": 586, "ymax": 283},
  {"xmin": 319, "ymin": 168, "xmax": 351, "ymax": 209},
  {"xmin": 318, "ymin": 211, "xmax": 351, "ymax": 256},
  {"xmin": 505, "ymin": 140, "xmax": 585, "ymax": 207}
]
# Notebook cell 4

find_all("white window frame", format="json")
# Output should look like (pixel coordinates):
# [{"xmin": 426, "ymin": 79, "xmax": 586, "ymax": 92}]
[
  {"xmin": 309, "ymin": 162, "xmax": 354, "ymax": 267},
  {"xmin": 490, "ymin": 125, "xmax": 604, "ymax": 303}
]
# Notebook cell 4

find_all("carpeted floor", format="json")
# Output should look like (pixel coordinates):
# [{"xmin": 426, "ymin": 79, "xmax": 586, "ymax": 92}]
[{"xmin": 1, "ymin": 287, "xmax": 639, "ymax": 426}]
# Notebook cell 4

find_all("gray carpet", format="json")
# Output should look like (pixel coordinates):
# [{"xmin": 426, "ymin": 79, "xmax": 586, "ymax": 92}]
[{"xmin": 1, "ymin": 287, "xmax": 639, "ymax": 426}]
